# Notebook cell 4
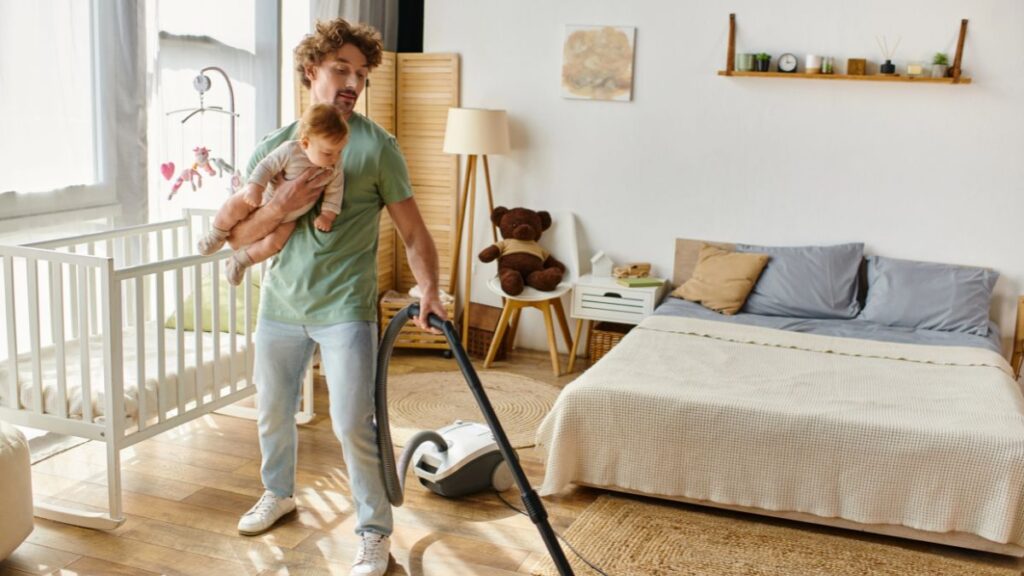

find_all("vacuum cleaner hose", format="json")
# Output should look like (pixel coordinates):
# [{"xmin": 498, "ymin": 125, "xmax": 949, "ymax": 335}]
[
  {"xmin": 375, "ymin": 304, "xmax": 449, "ymax": 506},
  {"xmin": 374, "ymin": 303, "xmax": 577, "ymax": 575}
]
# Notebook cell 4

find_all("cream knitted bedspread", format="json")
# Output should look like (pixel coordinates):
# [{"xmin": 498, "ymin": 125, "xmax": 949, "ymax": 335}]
[{"xmin": 536, "ymin": 315, "xmax": 1024, "ymax": 546}]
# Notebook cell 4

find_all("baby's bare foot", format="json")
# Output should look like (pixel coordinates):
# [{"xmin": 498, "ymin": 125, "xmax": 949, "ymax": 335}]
[{"xmin": 315, "ymin": 215, "xmax": 334, "ymax": 232}]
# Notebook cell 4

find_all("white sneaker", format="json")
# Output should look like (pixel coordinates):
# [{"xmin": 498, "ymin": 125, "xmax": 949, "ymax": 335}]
[
  {"xmin": 351, "ymin": 533, "xmax": 391, "ymax": 576},
  {"xmin": 237, "ymin": 490, "xmax": 296, "ymax": 536}
]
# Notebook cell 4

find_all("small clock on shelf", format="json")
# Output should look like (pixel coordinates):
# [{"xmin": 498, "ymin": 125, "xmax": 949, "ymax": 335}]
[{"xmin": 778, "ymin": 53, "xmax": 798, "ymax": 73}]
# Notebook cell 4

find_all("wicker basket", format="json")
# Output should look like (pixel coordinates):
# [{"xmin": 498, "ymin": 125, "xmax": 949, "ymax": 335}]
[
  {"xmin": 589, "ymin": 322, "xmax": 632, "ymax": 363},
  {"xmin": 466, "ymin": 302, "xmax": 509, "ymax": 360},
  {"xmin": 379, "ymin": 290, "xmax": 455, "ymax": 351}
]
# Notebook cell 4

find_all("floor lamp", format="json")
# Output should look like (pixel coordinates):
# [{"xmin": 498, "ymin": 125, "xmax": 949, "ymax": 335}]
[{"xmin": 443, "ymin": 108, "xmax": 511, "ymax": 348}]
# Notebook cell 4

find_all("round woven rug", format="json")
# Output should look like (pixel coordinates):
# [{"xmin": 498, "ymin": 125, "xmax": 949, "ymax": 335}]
[
  {"xmin": 531, "ymin": 495, "xmax": 1019, "ymax": 576},
  {"xmin": 384, "ymin": 370, "xmax": 560, "ymax": 449}
]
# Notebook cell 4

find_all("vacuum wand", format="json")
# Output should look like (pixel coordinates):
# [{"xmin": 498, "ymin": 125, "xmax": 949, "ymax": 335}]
[{"xmin": 385, "ymin": 304, "xmax": 575, "ymax": 576}]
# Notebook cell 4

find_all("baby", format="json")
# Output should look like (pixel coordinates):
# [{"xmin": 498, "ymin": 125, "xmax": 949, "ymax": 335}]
[{"xmin": 196, "ymin": 103, "xmax": 348, "ymax": 285}]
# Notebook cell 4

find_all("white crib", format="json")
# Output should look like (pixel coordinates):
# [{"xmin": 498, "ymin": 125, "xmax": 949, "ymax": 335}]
[{"xmin": 0, "ymin": 209, "xmax": 315, "ymax": 530}]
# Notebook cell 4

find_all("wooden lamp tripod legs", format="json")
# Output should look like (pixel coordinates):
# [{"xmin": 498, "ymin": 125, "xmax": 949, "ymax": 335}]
[{"xmin": 448, "ymin": 154, "xmax": 498, "ymax": 349}]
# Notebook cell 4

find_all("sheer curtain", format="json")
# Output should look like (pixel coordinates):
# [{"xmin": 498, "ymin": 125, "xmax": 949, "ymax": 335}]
[
  {"xmin": 0, "ymin": 1, "xmax": 96, "ymax": 194},
  {"xmin": 0, "ymin": 0, "xmax": 148, "ymax": 227}
]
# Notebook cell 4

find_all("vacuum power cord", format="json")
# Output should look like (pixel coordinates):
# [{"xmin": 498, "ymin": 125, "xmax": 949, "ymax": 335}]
[{"xmin": 495, "ymin": 491, "xmax": 610, "ymax": 576}]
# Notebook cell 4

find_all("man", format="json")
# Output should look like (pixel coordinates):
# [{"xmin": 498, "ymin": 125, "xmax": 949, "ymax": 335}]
[{"xmin": 228, "ymin": 18, "xmax": 446, "ymax": 576}]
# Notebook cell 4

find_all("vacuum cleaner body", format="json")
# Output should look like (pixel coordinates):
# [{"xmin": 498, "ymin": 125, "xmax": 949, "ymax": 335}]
[{"xmin": 411, "ymin": 420, "xmax": 514, "ymax": 498}]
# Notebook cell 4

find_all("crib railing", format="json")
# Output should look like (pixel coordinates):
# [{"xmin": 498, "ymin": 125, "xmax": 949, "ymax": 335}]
[
  {"xmin": 0, "ymin": 210, "xmax": 262, "ymax": 528},
  {"xmin": 1, "ymin": 243, "xmax": 113, "ymax": 438},
  {"xmin": 110, "ymin": 250, "xmax": 256, "ymax": 443},
  {"xmin": 3, "ymin": 209, "xmax": 257, "ymax": 432}
]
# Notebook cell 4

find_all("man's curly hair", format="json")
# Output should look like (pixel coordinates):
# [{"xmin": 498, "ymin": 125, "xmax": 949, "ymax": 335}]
[{"xmin": 295, "ymin": 19, "xmax": 383, "ymax": 88}]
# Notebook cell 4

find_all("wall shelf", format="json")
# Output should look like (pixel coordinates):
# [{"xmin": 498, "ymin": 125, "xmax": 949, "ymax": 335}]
[
  {"xmin": 721, "ymin": 14, "xmax": 971, "ymax": 85},
  {"xmin": 716, "ymin": 70, "xmax": 972, "ymax": 84}
]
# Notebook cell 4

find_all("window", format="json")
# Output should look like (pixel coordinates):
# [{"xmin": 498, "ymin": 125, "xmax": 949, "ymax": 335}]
[
  {"xmin": 158, "ymin": 0, "xmax": 255, "ymax": 54},
  {"xmin": 148, "ymin": 0, "xmax": 279, "ymax": 222},
  {"xmin": 0, "ymin": 1, "xmax": 95, "ymax": 193},
  {"xmin": 0, "ymin": 0, "xmax": 279, "ymax": 226},
  {"xmin": 0, "ymin": 0, "xmax": 117, "ymax": 220}
]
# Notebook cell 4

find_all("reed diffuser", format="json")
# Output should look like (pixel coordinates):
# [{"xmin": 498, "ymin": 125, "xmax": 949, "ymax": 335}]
[{"xmin": 875, "ymin": 35, "xmax": 901, "ymax": 75}]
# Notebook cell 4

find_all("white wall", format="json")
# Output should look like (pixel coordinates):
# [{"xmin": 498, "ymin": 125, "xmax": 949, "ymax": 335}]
[{"xmin": 425, "ymin": 0, "xmax": 1024, "ymax": 354}]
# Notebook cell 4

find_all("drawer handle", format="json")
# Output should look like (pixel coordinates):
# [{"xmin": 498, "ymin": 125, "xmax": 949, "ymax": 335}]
[{"xmin": 603, "ymin": 292, "xmax": 622, "ymax": 298}]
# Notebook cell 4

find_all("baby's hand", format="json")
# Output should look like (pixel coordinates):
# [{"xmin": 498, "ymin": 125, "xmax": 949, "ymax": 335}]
[
  {"xmin": 243, "ymin": 185, "xmax": 262, "ymax": 208},
  {"xmin": 315, "ymin": 212, "xmax": 336, "ymax": 232}
]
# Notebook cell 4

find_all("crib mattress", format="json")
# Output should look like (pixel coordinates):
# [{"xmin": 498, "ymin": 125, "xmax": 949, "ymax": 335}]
[{"xmin": 0, "ymin": 322, "xmax": 252, "ymax": 423}]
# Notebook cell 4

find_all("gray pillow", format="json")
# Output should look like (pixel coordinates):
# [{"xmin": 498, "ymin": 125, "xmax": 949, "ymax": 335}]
[
  {"xmin": 736, "ymin": 243, "xmax": 864, "ymax": 319},
  {"xmin": 859, "ymin": 255, "xmax": 997, "ymax": 336}
]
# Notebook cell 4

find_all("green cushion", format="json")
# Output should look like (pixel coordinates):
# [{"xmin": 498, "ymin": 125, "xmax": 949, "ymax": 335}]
[{"xmin": 165, "ymin": 276, "xmax": 260, "ymax": 334}]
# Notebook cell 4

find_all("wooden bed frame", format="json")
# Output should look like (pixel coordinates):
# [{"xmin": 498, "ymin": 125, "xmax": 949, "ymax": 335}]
[{"xmin": 667, "ymin": 238, "xmax": 1024, "ymax": 557}]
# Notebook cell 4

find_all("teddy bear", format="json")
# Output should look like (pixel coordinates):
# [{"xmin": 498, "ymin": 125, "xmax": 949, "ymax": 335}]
[{"xmin": 478, "ymin": 206, "xmax": 566, "ymax": 295}]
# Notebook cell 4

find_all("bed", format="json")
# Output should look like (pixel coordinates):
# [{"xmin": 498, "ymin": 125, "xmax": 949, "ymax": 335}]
[
  {"xmin": 537, "ymin": 238, "xmax": 1024, "ymax": 556},
  {"xmin": 0, "ymin": 209, "xmax": 314, "ymax": 530}
]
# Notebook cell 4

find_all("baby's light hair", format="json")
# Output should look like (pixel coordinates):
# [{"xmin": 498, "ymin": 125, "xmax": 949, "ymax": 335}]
[{"xmin": 300, "ymin": 103, "xmax": 349, "ymax": 143}]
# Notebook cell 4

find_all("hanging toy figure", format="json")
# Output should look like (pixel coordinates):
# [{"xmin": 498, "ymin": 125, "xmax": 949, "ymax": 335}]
[
  {"xmin": 192, "ymin": 146, "xmax": 217, "ymax": 177},
  {"xmin": 211, "ymin": 157, "xmax": 243, "ymax": 193},
  {"xmin": 160, "ymin": 162, "xmax": 176, "ymax": 181},
  {"xmin": 168, "ymin": 146, "xmax": 219, "ymax": 200},
  {"xmin": 168, "ymin": 166, "xmax": 202, "ymax": 200}
]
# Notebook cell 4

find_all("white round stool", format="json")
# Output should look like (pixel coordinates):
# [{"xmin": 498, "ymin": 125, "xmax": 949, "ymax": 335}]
[{"xmin": 0, "ymin": 421, "xmax": 33, "ymax": 560}]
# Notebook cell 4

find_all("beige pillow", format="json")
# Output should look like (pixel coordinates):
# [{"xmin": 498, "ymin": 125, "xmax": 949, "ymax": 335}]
[{"xmin": 672, "ymin": 244, "xmax": 769, "ymax": 315}]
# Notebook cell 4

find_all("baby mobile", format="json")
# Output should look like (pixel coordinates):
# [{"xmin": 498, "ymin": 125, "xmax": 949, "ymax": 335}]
[{"xmin": 163, "ymin": 66, "xmax": 241, "ymax": 200}]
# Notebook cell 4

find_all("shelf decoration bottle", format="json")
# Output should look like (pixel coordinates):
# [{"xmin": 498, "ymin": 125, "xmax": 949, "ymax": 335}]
[{"xmin": 880, "ymin": 59, "xmax": 896, "ymax": 75}]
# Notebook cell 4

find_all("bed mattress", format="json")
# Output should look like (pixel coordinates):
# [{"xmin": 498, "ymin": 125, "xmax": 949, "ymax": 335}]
[
  {"xmin": 654, "ymin": 296, "xmax": 1003, "ymax": 354},
  {"xmin": 537, "ymin": 314, "xmax": 1024, "ymax": 547}
]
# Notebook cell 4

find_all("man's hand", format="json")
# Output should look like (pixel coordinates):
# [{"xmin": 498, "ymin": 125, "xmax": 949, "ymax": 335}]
[
  {"xmin": 267, "ymin": 167, "xmax": 332, "ymax": 215},
  {"xmin": 416, "ymin": 288, "xmax": 447, "ymax": 334},
  {"xmin": 228, "ymin": 167, "xmax": 333, "ymax": 249}
]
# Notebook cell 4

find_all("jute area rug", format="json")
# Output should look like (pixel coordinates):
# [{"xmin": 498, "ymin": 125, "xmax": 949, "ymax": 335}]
[
  {"xmin": 531, "ymin": 495, "xmax": 1019, "ymax": 576},
  {"xmin": 384, "ymin": 370, "xmax": 560, "ymax": 449}
]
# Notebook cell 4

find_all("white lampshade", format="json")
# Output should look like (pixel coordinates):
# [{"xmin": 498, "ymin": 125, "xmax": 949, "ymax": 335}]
[{"xmin": 443, "ymin": 108, "xmax": 510, "ymax": 155}]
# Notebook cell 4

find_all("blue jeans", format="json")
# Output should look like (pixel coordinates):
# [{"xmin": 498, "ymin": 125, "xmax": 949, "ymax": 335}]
[{"xmin": 253, "ymin": 318, "xmax": 392, "ymax": 536}]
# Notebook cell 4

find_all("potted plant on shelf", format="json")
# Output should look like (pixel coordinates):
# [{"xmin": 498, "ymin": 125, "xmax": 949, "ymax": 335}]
[
  {"xmin": 932, "ymin": 52, "xmax": 949, "ymax": 78},
  {"xmin": 754, "ymin": 53, "xmax": 771, "ymax": 72}
]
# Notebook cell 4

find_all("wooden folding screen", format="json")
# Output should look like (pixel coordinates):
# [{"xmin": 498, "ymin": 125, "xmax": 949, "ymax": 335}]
[
  {"xmin": 364, "ymin": 53, "xmax": 398, "ymax": 295},
  {"xmin": 393, "ymin": 53, "xmax": 460, "ymax": 293}
]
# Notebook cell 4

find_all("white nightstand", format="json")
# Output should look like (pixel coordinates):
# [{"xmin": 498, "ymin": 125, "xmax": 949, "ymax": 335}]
[{"xmin": 567, "ymin": 274, "xmax": 668, "ymax": 372}]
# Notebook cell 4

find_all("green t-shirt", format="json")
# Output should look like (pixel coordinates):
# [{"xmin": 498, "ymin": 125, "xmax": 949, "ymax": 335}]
[{"xmin": 245, "ymin": 113, "xmax": 413, "ymax": 324}]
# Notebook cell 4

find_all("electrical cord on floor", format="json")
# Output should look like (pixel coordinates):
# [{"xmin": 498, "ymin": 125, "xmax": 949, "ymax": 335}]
[{"xmin": 495, "ymin": 490, "xmax": 610, "ymax": 576}]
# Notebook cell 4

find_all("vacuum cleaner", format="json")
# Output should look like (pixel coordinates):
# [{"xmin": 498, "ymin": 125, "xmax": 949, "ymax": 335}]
[{"xmin": 375, "ymin": 303, "xmax": 574, "ymax": 576}]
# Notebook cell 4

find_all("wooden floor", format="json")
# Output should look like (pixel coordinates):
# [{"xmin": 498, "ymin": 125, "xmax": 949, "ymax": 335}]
[
  {"xmin": 0, "ymin": 349, "xmax": 595, "ymax": 576},
  {"xmin": 2, "ymin": 348, "xmax": 1022, "ymax": 575}
]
